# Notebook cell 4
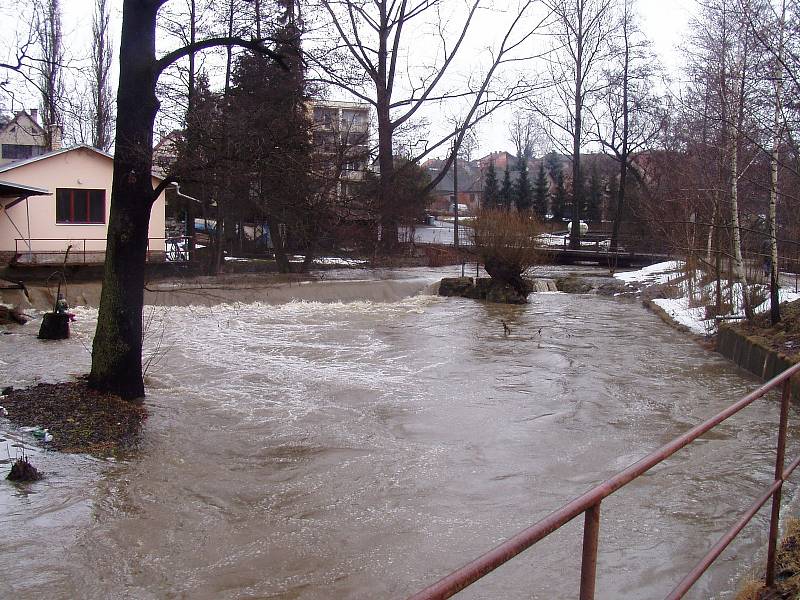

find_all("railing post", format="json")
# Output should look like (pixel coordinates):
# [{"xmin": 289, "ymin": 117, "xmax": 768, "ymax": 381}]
[
  {"xmin": 766, "ymin": 379, "xmax": 792, "ymax": 587},
  {"xmin": 579, "ymin": 502, "xmax": 601, "ymax": 600}
]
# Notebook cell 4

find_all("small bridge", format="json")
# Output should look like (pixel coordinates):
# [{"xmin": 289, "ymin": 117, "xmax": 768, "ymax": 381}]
[{"xmin": 538, "ymin": 245, "xmax": 671, "ymax": 268}]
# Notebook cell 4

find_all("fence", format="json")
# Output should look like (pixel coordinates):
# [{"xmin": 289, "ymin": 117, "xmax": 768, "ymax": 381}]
[{"xmin": 13, "ymin": 237, "xmax": 192, "ymax": 264}]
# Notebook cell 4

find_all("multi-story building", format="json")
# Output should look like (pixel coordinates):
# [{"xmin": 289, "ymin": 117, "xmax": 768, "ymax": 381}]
[{"xmin": 310, "ymin": 100, "xmax": 371, "ymax": 200}]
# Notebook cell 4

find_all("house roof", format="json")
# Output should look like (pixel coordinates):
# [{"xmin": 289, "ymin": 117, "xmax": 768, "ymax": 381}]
[
  {"xmin": 425, "ymin": 158, "xmax": 483, "ymax": 193},
  {"xmin": 0, "ymin": 180, "xmax": 49, "ymax": 198},
  {"xmin": 0, "ymin": 110, "xmax": 47, "ymax": 136},
  {"xmin": 0, "ymin": 144, "xmax": 166, "ymax": 181}
]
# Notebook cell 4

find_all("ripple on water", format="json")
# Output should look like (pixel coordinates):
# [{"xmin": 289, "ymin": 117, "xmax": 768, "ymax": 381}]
[{"xmin": 0, "ymin": 287, "xmax": 796, "ymax": 600}]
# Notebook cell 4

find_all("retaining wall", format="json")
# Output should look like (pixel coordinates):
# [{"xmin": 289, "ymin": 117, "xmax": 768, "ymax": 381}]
[{"xmin": 717, "ymin": 324, "xmax": 800, "ymax": 395}]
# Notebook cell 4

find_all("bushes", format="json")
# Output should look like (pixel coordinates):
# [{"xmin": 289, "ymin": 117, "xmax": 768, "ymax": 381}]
[{"xmin": 470, "ymin": 208, "xmax": 544, "ymax": 295}]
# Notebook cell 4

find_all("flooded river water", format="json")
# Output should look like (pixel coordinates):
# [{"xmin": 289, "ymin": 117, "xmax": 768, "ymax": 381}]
[{"xmin": 1, "ymin": 267, "xmax": 798, "ymax": 599}]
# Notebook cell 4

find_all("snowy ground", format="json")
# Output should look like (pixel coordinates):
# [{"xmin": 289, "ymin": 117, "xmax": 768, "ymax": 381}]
[{"xmin": 615, "ymin": 261, "xmax": 800, "ymax": 335}]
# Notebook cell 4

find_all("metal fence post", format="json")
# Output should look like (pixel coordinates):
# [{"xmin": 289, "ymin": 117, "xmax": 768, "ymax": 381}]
[
  {"xmin": 579, "ymin": 503, "xmax": 601, "ymax": 600},
  {"xmin": 766, "ymin": 380, "xmax": 792, "ymax": 587}
]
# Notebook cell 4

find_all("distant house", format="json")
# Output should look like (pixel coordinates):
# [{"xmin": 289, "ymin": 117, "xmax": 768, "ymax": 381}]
[
  {"xmin": 0, "ymin": 145, "xmax": 167, "ymax": 265},
  {"xmin": 424, "ymin": 158, "xmax": 483, "ymax": 214},
  {"xmin": 0, "ymin": 110, "xmax": 58, "ymax": 166}
]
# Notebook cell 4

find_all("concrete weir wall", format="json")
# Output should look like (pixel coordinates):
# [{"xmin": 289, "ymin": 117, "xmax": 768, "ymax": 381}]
[{"xmin": 717, "ymin": 324, "xmax": 800, "ymax": 395}]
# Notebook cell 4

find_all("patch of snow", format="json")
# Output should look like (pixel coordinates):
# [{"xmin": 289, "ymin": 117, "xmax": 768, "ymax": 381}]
[
  {"xmin": 614, "ymin": 261, "xmax": 683, "ymax": 286},
  {"xmin": 754, "ymin": 289, "xmax": 800, "ymax": 314},
  {"xmin": 314, "ymin": 257, "xmax": 367, "ymax": 266},
  {"xmin": 652, "ymin": 298, "xmax": 713, "ymax": 335}
]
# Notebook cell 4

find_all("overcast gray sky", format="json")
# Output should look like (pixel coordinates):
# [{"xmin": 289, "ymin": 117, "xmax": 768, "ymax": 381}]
[{"xmin": 6, "ymin": 0, "xmax": 692, "ymax": 158}]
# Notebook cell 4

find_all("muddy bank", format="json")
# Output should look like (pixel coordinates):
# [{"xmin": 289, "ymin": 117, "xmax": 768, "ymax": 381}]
[{"xmin": 1, "ymin": 381, "xmax": 146, "ymax": 456}]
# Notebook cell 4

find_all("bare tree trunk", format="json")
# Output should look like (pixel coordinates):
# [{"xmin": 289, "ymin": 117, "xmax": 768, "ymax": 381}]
[
  {"xmin": 610, "ymin": 1, "xmax": 630, "ymax": 254},
  {"xmin": 730, "ymin": 36, "xmax": 752, "ymax": 319},
  {"xmin": 188, "ymin": 0, "xmax": 196, "ymax": 113},
  {"xmin": 34, "ymin": 0, "xmax": 64, "ymax": 149},
  {"xmin": 91, "ymin": 0, "xmax": 114, "ymax": 151},
  {"xmin": 768, "ymin": 0, "xmax": 786, "ymax": 324},
  {"xmin": 570, "ymin": 19, "xmax": 584, "ymax": 250}
]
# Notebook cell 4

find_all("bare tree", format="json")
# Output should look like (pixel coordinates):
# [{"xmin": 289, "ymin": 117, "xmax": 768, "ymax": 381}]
[
  {"xmin": 33, "ymin": 0, "xmax": 64, "ymax": 148},
  {"xmin": 590, "ymin": 0, "xmax": 665, "ymax": 255},
  {"xmin": 508, "ymin": 110, "xmax": 538, "ymax": 160},
  {"xmin": 91, "ymin": 0, "xmax": 114, "ymax": 151},
  {"xmin": 0, "ymin": 1, "xmax": 39, "ymax": 100},
  {"xmin": 312, "ymin": 0, "xmax": 545, "ymax": 252},
  {"xmin": 534, "ymin": 0, "xmax": 617, "ymax": 248}
]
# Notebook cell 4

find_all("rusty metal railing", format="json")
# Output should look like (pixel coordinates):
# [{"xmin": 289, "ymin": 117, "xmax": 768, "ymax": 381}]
[
  {"xmin": 408, "ymin": 362, "xmax": 800, "ymax": 600},
  {"xmin": 14, "ymin": 237, "xmax": 190, "ymax": 264}
]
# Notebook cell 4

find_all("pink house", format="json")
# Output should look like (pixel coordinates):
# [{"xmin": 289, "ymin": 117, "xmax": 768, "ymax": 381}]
[{"xmin": 0, "ymin": 145, "xmax": 166, "ymax": 265}]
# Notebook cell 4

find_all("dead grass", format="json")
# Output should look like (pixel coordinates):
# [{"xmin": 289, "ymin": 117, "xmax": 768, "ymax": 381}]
[
  {"xmin": 2, "ymin": 380, "xmax": 147, "ymax": 456},
  {"xmin": 734, "ymin": 518, "xmax": 800, "ymax": 600},
  {"xmin": 734, "ymin": 299, "xmax": 800, "ymax": 361}
]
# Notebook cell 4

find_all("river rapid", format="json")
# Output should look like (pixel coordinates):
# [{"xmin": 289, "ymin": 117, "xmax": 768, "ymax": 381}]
[{"xmin": 1, "ymin": 266, "xmax": 797, "ymax": 600}]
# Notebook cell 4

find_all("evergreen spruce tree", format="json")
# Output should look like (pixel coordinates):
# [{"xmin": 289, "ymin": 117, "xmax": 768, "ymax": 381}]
[
  {"xmin": 586, "ymin": 165, "xmax": 603, "ymax": 223},
  {"xmin": 533, "ymin": 162, "xmax": 549, "ymax": 219},
  {"xmin": 499, "ymin": 166, "xmax": 513, "ymax": 210},
  {"xmin": 514, "ymin": 157, "xmax": 532, "ymax": 212},
  {"xmin": 544, "ymin": 151, "xmax": 562, "ymax": 178},
  {"xmin": 483, "ymin": 162, "xmax": 499, "ymax": 209},
  {"xmin": 228, "ymin": 8, "xmax": 313, "ymax": 273},
  {"xmin": 552, "ymin": 169, "xmax": 567, "ymax": 222}
]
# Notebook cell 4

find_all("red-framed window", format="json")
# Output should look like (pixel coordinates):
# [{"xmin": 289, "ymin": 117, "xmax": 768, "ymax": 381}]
[{"xmin": 55, "ymin": 188, "xmax": 106, "ymax": 224}]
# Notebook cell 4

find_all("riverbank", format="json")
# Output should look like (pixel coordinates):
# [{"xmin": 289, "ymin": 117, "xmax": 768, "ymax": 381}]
[{"xmin": 1, "ymin": 381, "xmax": 146, "ymax": 456}]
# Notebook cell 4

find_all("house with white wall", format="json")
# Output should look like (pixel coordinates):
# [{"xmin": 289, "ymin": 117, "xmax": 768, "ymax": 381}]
[{"xmin": 0, "ymin": 145, "xmax": 167, "ymax": 265}]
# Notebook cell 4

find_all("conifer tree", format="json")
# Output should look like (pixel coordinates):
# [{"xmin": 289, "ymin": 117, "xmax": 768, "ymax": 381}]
[
  {"xmin": 552, "ymin": 169, "xmax": 567, "ymax": 222},
  {"xmin": 514, "ymin": 157, "xmax": 532, "ymax": 212},
  {"xmin": 533, "ymin": 162, "xmax": 549, "ymax": 219},
  {"xmin": 585, "ymin": 165, "xmax": 602, "ymax": 223},
  {"xmin": 499, "ymin": 166, "xmax": 513, "ymax": 210},
  {"xmin": 483, "ymin": 162, "xmax": 499, "ymax": 209}
]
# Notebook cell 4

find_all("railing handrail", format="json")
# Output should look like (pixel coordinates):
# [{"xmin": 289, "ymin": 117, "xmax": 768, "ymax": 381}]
[
  {"xmin": 14, "ymin": 236, "xmax": 188, "ymax": 242},
  {"xmin": 408, "ymin": 361, "xmax": 800, "ymax": 600}
]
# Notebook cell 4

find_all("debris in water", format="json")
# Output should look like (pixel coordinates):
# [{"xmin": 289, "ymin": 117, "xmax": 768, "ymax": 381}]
[{"xmin": 7, "ymin": 450, "xmax": 42, "ymax": 482}]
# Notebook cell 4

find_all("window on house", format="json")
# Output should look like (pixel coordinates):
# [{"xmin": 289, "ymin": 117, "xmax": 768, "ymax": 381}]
[
  {"xmin": 1, "ymin": 144, "xmax": 45, "ymax": 160},
  {"xmin": 56, "ymin": 188, "xmax": 106, "ymax": 224}
]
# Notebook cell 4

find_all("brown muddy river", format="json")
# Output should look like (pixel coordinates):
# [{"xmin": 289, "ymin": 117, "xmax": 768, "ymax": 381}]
[{"xmin": 0, "ymin": 266, "xmax": 797, "ymax": 599}]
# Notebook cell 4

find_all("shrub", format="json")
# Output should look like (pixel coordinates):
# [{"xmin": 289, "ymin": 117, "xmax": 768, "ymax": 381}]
[{"xmin": 470, "ymin": 208, "xmax": 544, "ymax": 294}]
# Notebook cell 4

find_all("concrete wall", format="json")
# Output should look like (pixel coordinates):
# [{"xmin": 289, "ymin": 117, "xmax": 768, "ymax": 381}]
[
  {"xmin": 0, "ymin": 146, "xmax": 166, "ymax": 259},
  {"xmin": 717, "ymin": 324, "xmax": 800, "ymax": 396}
]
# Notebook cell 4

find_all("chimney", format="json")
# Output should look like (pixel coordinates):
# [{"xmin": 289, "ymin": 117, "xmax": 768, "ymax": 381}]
[
  {"xmin": 48, "ymin": 124, "xmax": 62, "ymax": 151},
  {"xmin": 30, "ymin": 108, "xmax": 38, "ymax": 123}
]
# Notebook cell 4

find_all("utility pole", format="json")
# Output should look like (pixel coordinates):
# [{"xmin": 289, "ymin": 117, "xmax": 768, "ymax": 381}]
[{"xmin": 453, "ymin": 129, "xmax": 459, "ymax": 248}]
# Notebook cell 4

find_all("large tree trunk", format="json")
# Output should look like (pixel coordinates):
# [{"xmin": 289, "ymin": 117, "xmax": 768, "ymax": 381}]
[{"xmin": 89, "ymin": 1, "xmax": 160, "ymax": 400}]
